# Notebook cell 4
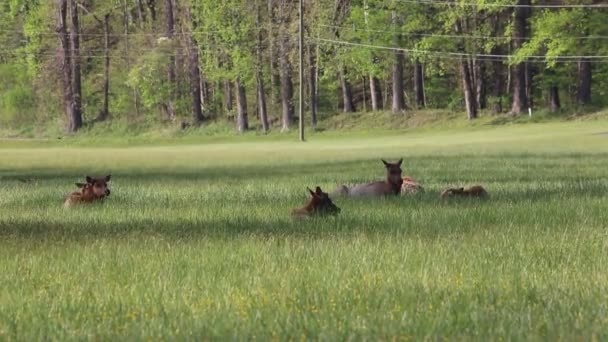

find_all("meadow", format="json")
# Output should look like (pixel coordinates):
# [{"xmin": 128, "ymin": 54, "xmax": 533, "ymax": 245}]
[{"xmin": 1, "ymin": 120, "xmax": 608, "ymax": 340}]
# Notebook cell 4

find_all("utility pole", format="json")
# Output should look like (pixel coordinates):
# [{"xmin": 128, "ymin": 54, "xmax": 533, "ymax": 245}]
[{"xmin": 298, "ymin": 0, "xmax": 305, "ymax": 141}]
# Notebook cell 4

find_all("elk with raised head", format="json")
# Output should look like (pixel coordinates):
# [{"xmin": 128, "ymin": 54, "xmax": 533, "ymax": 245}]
[{"xmin": 333, "ymin": 159, "xmax": 404, "ymax": 197}]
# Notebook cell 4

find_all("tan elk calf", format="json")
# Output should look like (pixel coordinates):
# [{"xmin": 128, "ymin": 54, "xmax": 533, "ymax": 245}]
[
  {"xmin": 333, "ymin": 159, "xmax": 404, "ymax": 197},
  {"xmin": 292, "ymin": 186, "xmax": 341, "ymax": 217},
  {"xmin": 64, "ymin": 175, "xmax": 111, "ymax": 208},
  {"xmin": 440, "ymin": 185, "xmax": 488, "ymax": 199}
]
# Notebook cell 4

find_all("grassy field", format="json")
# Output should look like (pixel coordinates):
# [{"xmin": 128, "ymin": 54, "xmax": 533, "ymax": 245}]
[{"xmin": 1, "ymin": 120, "xmax": 608, "ymax": 340}]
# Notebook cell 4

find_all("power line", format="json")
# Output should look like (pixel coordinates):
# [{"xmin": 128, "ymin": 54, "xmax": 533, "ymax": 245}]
[
  {"xmin": 314, "ymin": 37, "xmax": 608, "ymax": 62},
  {"xmin": 394, "ymin": 0, "xmax": 608, "ymax": 8},
  {"xmin": 317, "ymin": 24, "xmax": 608, "ymax": 40}
]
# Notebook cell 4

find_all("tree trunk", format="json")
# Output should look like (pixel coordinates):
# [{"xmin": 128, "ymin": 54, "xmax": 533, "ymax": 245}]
[
  {"xmin": 164, "ymin": 0, "xmax": 175, "ymax": 121},
  {"xmin": 147, "ymin": 0, "xmax": 156, "ymax": 21},
  {"xmin": 413, "ymin": 60, "xmax": 425, "ymax": 108},
  {"xmin": 69, "ymin": 0, "xmax": 82, "ymax": 131},
  {"xmin": 98, "ymin": 14, "xmax": 110, "ymax": 122},
  {"xmin": 460, "ymin": 59, "xmax": 477, "ymax": 120},
  {"xmin": 268, "ymin": 0, "xmax": 281, "ymax": 107},
  {"xmin": 549, "ymin": 86, "xmax": 560, "ymax": 113},
  {"xmin": 56, "ymin": 0, "xmax": 77, "ymax": 132},
  {"xmin": 308, "ymin": 42, "xmax": 317, "ymax": 128},
  {"xmin": 189, "ymin": 39, "xmax": 204, "ymax": 125},
  {"xmin": 255, "ymin": 0, "xmax": 269, "ymax": 133},
  {"xmin": 491, "ymin": 58, "xmax": 504, "ymax": 114},
  {"xmin": 186, "ymin": 6, "xmax": 203, "ymax": 125},
  {"xmin": 236, "ymin": 78, "xmax": 249, "ymax": 133},
  {"xmin": 509, "ymin": 0, "xmax": 530, "ymax": 115},
  {"xmin": 362, "ymin": 77, "xmax": 367, "ymax": 112},
  {"xmin": 369, "ymin": 76, "xmax": 382, "ymax": 111},
  {"xmin": 490, "ymin": 14, "xmax": 504, "ymax": 115},
  {"xmin": 340, "ymin": 69, "xmax": 355, "ymax": 113},
  {"xmin": 475, "ymin": 59, "xmax": 487, "ymax": 110},
  {"xmin": 392, "ymin": 52, "xmax": 405, "ymax": 113},
  {"xmin": 224, "ymin": 80, "xmax": 233, "ymax": 112},
  {"xmin": 200, "ymin": 78, "xmax": 208, "ymax": 109},
  {"xmin": 256, "ymin": 73, "xmax": 269, "ymax": 133},
  {"xmin": 280, "ymin": 33, "xmax": 294, "ymax": 131},
  {"xmin": 577, "ymin": 58, "xmax": 591, "ymax": 105},
  {"xmin": 136, "ymin": 0, "xmax": 146, "ymax": 26},
  {"xmin": 391, "ymin": 11, "xmax": 405, "ymax": 114}
]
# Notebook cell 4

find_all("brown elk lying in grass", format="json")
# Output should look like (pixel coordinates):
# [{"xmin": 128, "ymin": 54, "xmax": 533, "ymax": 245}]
[
  {"xmin": 401, "ymin": 176, "xmax": 424, "ymax": 195},
  {"xmin": 292, "ymin": 186, "xmax": 341, "ymax": 217},
  {"xmin": 440, "ymin": 185, "xmax": 488, "ymax": 199},
  {"xmin": 333, "ymin": 159, "xmax": 403, "ymax": 197},
  {"xmin": 64, "ymin": 175, "xmax": 111, "ymax": 208}
]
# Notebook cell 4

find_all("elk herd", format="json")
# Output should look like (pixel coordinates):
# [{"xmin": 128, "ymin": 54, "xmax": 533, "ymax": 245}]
[{"xmin": 63, "ymin": 160, "xmax": 488, "ymax": 216}]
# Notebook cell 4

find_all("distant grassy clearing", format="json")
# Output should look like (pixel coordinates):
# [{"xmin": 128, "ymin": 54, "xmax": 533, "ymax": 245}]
[{"xmin": 1, "ymin": 121, "xmax": 607, "ymax": 340}]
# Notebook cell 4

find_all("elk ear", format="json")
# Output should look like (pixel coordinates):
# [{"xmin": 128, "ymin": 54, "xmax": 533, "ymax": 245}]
[
  {"xmin": 315, "ymin": 186, "xmax": 323, "ymax": 195},
  {"xmin": 397, "ymin": 158, "xmax": 403, "ymax": 166},
  {"xmin": 86, "ymin": 176, "xmax": 93, "ymax": 183},
  {"xmin": 75, "ymin": 182, "xmax": 86, "ymax": 188},
  {"xmin": 458, "ymin": 187, "xmax": 465, "ymax": 192},
  {"xmin": 381, "ymin": 159, "xmax": 390, "ymax": 167},
  {"xmin": 307, "ymin": 187, "xmax": 316, "ymax": 197},
  {"xmin": 105, "ymin": 174, "xmax": 111, "ymax": 182}
]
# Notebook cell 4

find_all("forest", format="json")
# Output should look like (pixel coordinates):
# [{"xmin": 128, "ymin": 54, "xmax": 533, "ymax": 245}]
[{"xmin": 0, "ymin": 0, "xmax": 607, "ymax": 134}]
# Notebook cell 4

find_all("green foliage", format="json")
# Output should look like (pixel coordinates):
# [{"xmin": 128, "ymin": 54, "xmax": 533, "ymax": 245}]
[
  {"xmin": 127, "ymin": 50, "xmax": 172, "ymax": 113},
  {"xmin": 0, "ymin": 64, "xmax": 35, "ymax": 126},
  {"xmin": 1, "ymin": 0, "xmax": 608, "ymax": 135}
]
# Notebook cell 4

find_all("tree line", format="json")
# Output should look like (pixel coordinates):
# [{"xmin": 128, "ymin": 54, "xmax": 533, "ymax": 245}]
[{"xmin": 0, "ymin": 0, "xmax": 607, "ymax": 133}]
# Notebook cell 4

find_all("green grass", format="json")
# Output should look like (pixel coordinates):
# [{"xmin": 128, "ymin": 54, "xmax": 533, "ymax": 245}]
[{"xmin": 1, "ymin": 120, "xmax": 608, "ymax": 340}]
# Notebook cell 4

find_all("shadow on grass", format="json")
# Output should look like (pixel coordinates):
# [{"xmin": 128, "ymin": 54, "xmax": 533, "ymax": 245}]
[{"xmin": 1, "ymin": 153, "xmax": 607, "ymax": 185}]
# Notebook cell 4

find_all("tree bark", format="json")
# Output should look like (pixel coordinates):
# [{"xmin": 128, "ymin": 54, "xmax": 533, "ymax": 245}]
[
  {"xmin": 391, "ymin": 11, "xmax": 405, "ymax": 114},
  {"xmin": 279, "ymin": 32, "xmax": 294, "ymax": 131},
  {"xmin": 509, "ymin": 0, "xmax": 531, "ymax": 115},
  {"xmin": 256, "ymin": 73, "xmax": 269, "ymax": 133},
  {"xmin": 490, "ymin": 14, "xmax": 504, "ymax": 115},
  {"xmin": 136, "ymin": 0, "xmax": 146, "ymax": 26},
  {"xmin": 235, "ymin": 78, "xmax": 249, "ymax": 132},
  {"xmin": 185, "ymin": 6, "xmax": 203, "ymax": 125},
  {"xmin": 391, "ymin": 52, "xmax": 405, "ymax": 113},
  {"xmin": 255, "ymin": 0, "xmax": 269, "ymax": 132},
  {"xmin": 164, "ymin": 0, "xmax": 176, "ymax": 121},
  {"xmin": 308, "ymin": 42, "xmax": 317, "ymax": 128},
  {"xmin": 549, "ymin": 86, "xmax": 560, "ymax": 113},
  {"xmin": 224, "ymin": 80, "xmax": 233, "ymax": 112},
  {"xmin": 369, "ymin": 76, "xmax": 382, "ymax": 111},
  {"xmin": 147, "ymin": 0, "xmax": 156, "ymax": 21},
  {"xmin": 340, "ymin": 69, "xmax": 355, "ymax": 113},
  {"xmin": 98, "ymin": 14, "xmax": 110, "ymax": 121},
  {"xmin": 474, "ymin": 59, "xmax": 487, "ymax": 110},
  {"xmin": 491, "ymin": 58, "xmax": 504, "ymax": 114},
  {"xmin": 268, "ymin": 0, "xmax": 281, "ymax": 107},
  {"xmin": 460, "ymin": 59, "xmax": 477, "ymax": 120},
  {"xmin": 56, "ymin": 0, "xmax": 78, "ymax": 132},
  {"xmin": 413, "ymin": 60, "xmax": 425, "ymax": 108},
  {"xmin": 189, "ymin": 38, "xmax": 204, "ymax": 125},
  {"xmin": 577, "ymin": 58, "xmax": 591, "ymax": 105},
  {"xmin": 69, "ymin": 0, "xmax": 83, "ymax": 131}
]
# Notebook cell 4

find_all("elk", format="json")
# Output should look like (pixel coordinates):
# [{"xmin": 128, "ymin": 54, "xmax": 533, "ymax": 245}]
[
  {"xmin": 440, "ymin": 185, "xmax": 488, "ymax": 199},
  {"xmin": 64, "ymin": 175, "xmax": 111, "ymax": 208},
  {"xmin": 292, "ymin": 186, "xmax": 341, "ymax": 217},
  {"xmin": 333, "ymin": 159, "xmax": 403, "ymax": 197},
  {"xmin": 401, "ymin": 176, "xmax": 424, "ymax": 195}
]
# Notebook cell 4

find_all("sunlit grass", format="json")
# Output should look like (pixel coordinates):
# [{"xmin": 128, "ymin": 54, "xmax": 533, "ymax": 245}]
[{"xmin": 1, "ymin": 121, "xmax": 608, "ymax": 340}]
